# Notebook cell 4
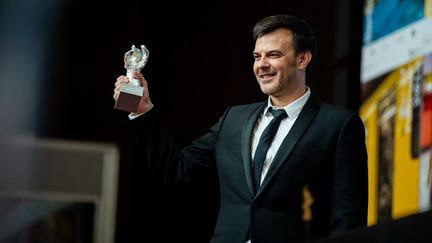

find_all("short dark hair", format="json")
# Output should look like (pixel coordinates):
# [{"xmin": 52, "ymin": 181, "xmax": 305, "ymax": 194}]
[{"xmin": 253, "ymin": 15, "xmax": 317, "ymax": 76}]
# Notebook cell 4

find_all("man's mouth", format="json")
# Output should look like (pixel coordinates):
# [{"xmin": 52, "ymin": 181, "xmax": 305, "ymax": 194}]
[{"xmin": 260, "ymin": 73, "xmax": 276, "ymax": 81}]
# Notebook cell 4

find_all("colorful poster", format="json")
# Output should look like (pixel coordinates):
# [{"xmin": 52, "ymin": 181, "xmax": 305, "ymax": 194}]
[{"xmin": 360, "ymin": 0, "xmax": 432, "ymax": 225}]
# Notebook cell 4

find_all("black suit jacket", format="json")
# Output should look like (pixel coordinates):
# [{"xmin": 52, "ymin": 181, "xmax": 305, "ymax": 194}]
[{"xmin": 125, "ymin": 93, "xmax": 368, "ymax": 243}]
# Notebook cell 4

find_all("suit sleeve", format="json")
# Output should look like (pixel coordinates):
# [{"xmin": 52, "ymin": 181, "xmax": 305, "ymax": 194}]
[
  {"xmin": 331, "ymin": 113, "xmax": 368, "ymax": 233},
  {"xmin": 123, "ymin": 106, "xmax": 229, "ymax": 185}
]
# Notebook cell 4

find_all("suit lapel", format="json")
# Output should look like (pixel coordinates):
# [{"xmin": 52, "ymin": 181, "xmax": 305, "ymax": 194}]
[
  {"xmin": 242, "ymin": 102, "xmax": 266, "ymax": 196},
  {"xmin": 255, "ymin": 94, "xmax": 321, "ymax": 197}
]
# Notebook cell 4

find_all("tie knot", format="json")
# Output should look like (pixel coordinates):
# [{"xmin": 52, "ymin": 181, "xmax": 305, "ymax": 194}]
[{"xmin": 269, "ymin": 108, "xmax": 287, "ymax": 120}]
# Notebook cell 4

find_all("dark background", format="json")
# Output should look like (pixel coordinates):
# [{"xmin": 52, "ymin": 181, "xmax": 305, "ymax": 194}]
[{"xmin": 1, "ymin": 0, "xmax": 364, "ymax": 242}]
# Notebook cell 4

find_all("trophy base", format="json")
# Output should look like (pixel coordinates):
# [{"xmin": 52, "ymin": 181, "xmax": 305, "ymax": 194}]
[{"xmin": 114, "ymin": 84, "xmax": 144, "ymax": 113}]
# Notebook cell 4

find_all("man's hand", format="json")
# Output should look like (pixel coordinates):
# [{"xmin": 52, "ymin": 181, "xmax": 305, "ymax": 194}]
[{"xmin": 113, "ymin": 71, "xmax": 153, "ymax": 115}]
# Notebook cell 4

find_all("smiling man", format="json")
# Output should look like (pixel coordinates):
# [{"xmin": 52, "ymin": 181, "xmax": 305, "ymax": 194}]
[{"xmin": 114, "ymin": 14, "xmax": 368, "ymax": 243}]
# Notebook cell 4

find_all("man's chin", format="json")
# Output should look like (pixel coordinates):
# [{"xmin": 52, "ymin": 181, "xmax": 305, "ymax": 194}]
[
  {"xmin": 259, "ymin": 82, "xmax": 275, "ymax": 94},
  {"xmin": 260, "ymin": 87, "xmax": 274, "ymax": 96}
]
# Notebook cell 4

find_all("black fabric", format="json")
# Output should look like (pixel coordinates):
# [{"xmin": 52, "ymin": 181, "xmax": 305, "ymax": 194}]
[
  {"xmin": 123, "ymin": 94, "xmax": 369, "ymax": 243},
  {"xmin": 252, "ymin": 108, "xmax": 287, "ymax": 193}
]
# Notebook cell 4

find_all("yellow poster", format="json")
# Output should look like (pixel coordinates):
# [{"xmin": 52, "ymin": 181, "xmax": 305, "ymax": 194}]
[{"xmin": 360, "ymin": 59, "xmax": 425, "ymax": 225}]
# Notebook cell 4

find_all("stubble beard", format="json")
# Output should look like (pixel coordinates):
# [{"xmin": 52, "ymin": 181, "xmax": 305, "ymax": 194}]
[{"xmin": 259, "ymin": 77, "xmax": 282, "ymax": 96}]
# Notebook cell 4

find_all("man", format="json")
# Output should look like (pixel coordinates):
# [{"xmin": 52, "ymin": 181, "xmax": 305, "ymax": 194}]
[{"xmin": 113, "ymin": 14, "xmax": 368, "ymax": 243}]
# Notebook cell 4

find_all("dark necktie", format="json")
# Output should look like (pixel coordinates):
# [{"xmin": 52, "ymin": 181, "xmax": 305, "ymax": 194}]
[{"xmin": 253, "ymin": 108, "xmax": 288, "ymax": 192}]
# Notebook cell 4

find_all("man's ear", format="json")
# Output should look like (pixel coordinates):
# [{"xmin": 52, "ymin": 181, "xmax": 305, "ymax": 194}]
[{"xmin": 297, "ymin": 51, "xmax": 312, "ymax": 71}]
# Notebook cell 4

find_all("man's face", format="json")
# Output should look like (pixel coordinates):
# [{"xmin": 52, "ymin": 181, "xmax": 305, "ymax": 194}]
[{"xmin": 253, "ymin": 28, "xmax": 302, "ymax": 99}]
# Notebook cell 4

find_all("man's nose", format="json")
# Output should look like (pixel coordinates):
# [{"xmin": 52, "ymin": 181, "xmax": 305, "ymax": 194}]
[{"xmin": 257, "ymin": 58, "xmax": 270, "ymax": 69}]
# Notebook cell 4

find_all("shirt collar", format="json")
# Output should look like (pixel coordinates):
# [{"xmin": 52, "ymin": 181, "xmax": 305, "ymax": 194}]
[{"xmin": 263, "ymin": 87, "xmax": 311, "ymax": 119}]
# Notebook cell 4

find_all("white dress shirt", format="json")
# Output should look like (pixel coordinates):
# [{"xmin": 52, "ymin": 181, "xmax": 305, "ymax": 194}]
[{"xmin": 251, "ymin": 88, "xmax": 310, "ymax": 186}]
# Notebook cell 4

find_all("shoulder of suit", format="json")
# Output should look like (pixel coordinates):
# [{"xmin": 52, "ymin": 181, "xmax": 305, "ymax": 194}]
[
  {"xmin": 218, "ymin": 102, "xmax": 265, "ymax": 119},
  {"xmin": 229, "ymin": 101, "xmax": 265, "ymax": 111}
]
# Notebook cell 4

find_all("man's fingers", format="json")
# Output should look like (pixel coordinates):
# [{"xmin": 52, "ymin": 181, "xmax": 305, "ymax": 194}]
[
  {"xmin": 114, "ymin": 76, "xmax": 128, "ymax": 90},
  {"xmin": 114, "ymin": 75, "xmax": 129, "ymax": 101},
  {"xmin": 132, "ymin": 72, "xmax": 147, "ymax": 86},
  {"xmin": 115, "ymin": 75, "xmax": 128, "ymax": 85}
]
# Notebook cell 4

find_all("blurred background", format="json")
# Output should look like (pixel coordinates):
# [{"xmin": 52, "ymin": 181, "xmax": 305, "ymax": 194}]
[{"xmin": 0, "ymin": 0, "xmax": 430, "ymax": 242}]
